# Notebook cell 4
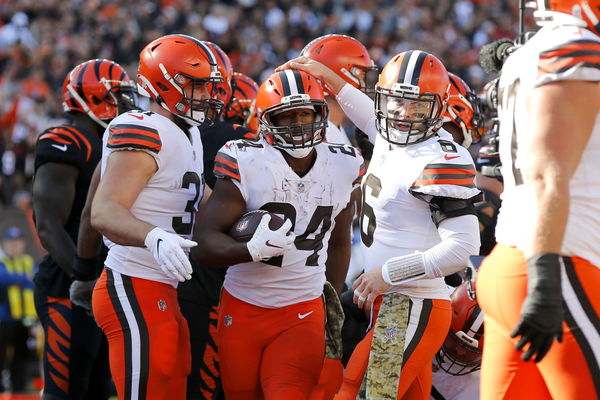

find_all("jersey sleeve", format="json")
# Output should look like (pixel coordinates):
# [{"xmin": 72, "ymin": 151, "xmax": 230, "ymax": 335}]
[
  {"xmin": 34, "ymin": 126, "xmax": 91, "ymax": 170},
  {"xmin": 214, "ymin": 141, "xmax": 241, "ymax": 182},
  {"xmin": 537, "ymin": 28, "xmax": 600, "ymax": 85},
  {"xmin": 107, "ymin": 123, "xmax": 162, "ymax": 153},
  {"xmin": 410, "ymin": 155, "xmax": 480, "ymax": 200}
]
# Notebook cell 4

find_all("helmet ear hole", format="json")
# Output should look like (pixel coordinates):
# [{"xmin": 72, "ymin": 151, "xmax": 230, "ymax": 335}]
[{"xmin": 91, "ymin": 96, "xmax": 103, "ymax": 105}]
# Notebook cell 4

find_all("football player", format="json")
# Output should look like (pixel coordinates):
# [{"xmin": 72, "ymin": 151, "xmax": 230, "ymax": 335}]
[
  {"xmin": 90, "ymin": 34, "xmax": 223, "ymax": 400},
  {"xmin": 279, "ymin": 50, "xmax": 481, "ymax": 399},
  {"xmin": 194, "ymin": 69, "xmax": 364, "ymax": 400},
  {"xmin": 477, "ymin": 1, "xmax": 600, "ymax": 398},
  {"xmin": 32, "ymin": 59, "xmax": 137, "ymax": 400},
  {"xmin": 442, "ymin": 73, "xmax": 483, "ymax": 149},
  {"xmin": 178, "ymin": 41, "xmax": 253, "ymax": 400}
]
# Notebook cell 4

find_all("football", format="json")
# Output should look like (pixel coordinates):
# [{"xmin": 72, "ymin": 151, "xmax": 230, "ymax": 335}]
[{"xmin": 228, "ymin": 210, "xmax": 286, "ymax": 242}]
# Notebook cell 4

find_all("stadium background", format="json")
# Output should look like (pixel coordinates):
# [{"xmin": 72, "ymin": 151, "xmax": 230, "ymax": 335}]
[{"xmin": 0, "ymin": 0, "xmax": 519, "ymax": 396}]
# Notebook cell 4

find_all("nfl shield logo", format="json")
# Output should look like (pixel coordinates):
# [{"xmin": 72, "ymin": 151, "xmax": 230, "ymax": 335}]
[
  {"xmin": 224, "ymin": 315, "xmax": 233, "ymax": 327},
  {"xmin": 385, "ymin": 327, "xmax": 397, "ymax": 342},
  {"xmin": 157, "ymin": 300, "xmax": 167, "ymax": 311}
]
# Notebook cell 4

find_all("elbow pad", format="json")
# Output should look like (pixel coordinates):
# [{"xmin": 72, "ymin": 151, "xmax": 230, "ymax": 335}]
[{"xmin": 429, "ymin": 194, "xmax": 483, "ymax": 227}]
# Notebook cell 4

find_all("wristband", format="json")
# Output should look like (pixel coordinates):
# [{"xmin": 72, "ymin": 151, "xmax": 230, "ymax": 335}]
[{"xmin": 381, "ymin": 252, "xmax": 426, "ymax": 285}]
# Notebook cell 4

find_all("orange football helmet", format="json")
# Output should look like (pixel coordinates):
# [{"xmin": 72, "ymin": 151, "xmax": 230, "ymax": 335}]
[
  {"xmin": 203, "ymin": 41, "xmax": 233, "ymax": 108},
  {"xmin": 62, "ymin": 59, "xmax": 137, "ymax": 128},
  {"xmin": 535, "ymin": 0, "xmax": 600, "ymax": 34},
  {"xmin": 137, "ymin": 34, "xmax": 224, "ymax": 126},
  {"xmin": 375, "ymin": 50, "xmax": 450, "ymax": 146},
  {"xmin": 301, "ymin": 34, "xmax": 378, "ymax": 96},
  {"xmin": 435, "ymin": 281, "xmax": 484, "ymax": 376},
  {"xmin": 443, "ymin": 73, "xmax": 483, "ymax": 148},
  {"xmin": 225, "ymin": 72, "xmax": 259, "ymax": 129},
  {"xmin": 256, "ymin": 70, "xmax": 328, "ymax": 158}
]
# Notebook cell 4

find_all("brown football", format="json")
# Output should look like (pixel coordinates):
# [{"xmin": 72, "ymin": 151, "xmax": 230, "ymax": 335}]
[{"xmin": 228, "ymin": 210, "xmax": 286, "ymax": 242}]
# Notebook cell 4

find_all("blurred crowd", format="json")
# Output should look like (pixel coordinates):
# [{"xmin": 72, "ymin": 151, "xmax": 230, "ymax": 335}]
[{"xmin": 0, "ymin": 0, "xmax": 518, "ymax": 207}]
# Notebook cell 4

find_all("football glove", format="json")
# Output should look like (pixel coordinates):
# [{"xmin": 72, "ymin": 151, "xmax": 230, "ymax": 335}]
[
  {"xmin": 69, "ymin": 280, "xmax": 96, "ymax": 312},
  {"xmin": 511, "ymin": 253, "xmax": 564, "ymax": 362},
  {"xmin": 246, "ymin": 215, "xmax": 295, "ymax": 262},
  {"xmin": 144, "ymin": 227, "xmax": 196, "ymax": 282}
]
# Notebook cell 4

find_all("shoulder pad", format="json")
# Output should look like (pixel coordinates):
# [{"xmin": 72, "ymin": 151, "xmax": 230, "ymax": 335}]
[{"xmin": 411, "ymin": 160, "xmax": 480, "ymax": 199}]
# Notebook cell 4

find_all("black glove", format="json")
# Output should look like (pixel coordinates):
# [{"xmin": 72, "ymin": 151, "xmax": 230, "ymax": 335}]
[
  {"xmin": 69, "ymin": 280, "xmax": 97, "ymax": 313},
  {"xmin": 510, "ymin": 253, "xmax": 564, "ymax": 362}
]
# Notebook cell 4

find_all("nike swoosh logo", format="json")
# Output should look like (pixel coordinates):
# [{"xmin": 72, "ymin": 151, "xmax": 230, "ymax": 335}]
[
  {"xmin": 51, "ymin": 144, "xmax": 68, "ymax": 151},
  {"xmin": 157, "ymin": 238, "xmax": 163, "ymax": 257},
  {"xmin": 131, "ymin": 114, "xmax": 144, "ymax": 120},
  {"xmin": 298, "ymin": 311, "xmax": 314, "ymax": 319},
  {"xmin": 265, "ymin": 240, "xmax": 282, "ymax": 249},
  {"xmin": 444, "ymin": 155, "xmax": 460, "ymax": 160}
]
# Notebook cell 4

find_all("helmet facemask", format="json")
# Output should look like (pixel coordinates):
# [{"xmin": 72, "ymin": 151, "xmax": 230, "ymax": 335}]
[
  {"xmin": 103, "ymin": 80, "xmax": 139, "ymax": 116},
  {"xmin": 435, "ymin": 331, "xmax": 483, "ymax": 376},
  {"xmin": 375, "ymin": 83, "xmax": 444, "ymax": 146},
  {"xmin": 166, "ymin": 69, "xmax": 224, "ymax": 127},
  {"xmin": 261, "ymin": 94, "xmax": 328, "ymax": 158}
]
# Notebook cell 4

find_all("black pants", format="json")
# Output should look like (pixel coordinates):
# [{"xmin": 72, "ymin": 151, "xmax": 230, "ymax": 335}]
[
  {"xmin": 178, "ymin": 261, "xmax": 226, "ymax": 400},
  {"xmin": 0, "ymin": 320, "xmax": 29, "ymax": 392}
]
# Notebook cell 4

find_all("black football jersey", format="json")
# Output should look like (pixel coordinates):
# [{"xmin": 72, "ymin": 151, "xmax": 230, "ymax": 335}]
[
  {"xmin": 200, "ymin": 121, "xmax": 254, "ymax": 189},
  {"xmin": 33, "ymin": 124, "xmax": 102, "ymax": 297}
]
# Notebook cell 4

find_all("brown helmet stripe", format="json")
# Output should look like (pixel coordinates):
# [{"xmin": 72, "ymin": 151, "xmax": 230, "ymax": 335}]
[
  {"xmin": 292, "ymin": 70, "xmax": 305, "ymax": 93},
  {"xmin": 279, "ymin": 70, "xmax": 292, "ymax": 96}
]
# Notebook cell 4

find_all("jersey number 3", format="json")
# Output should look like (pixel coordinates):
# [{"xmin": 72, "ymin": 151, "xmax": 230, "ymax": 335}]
[{"xmin": 172, "ymin": 171, "xmax": 202, "ymax": 235}]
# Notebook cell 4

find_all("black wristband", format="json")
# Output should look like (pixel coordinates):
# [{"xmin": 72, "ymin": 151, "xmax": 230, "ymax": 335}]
[
  {"xmin": 526, "ymin": 253, "xmax": 562, "ymax": 294},
  {"xmin": 72, "ymin": 255, "xmax": 103, "ymax": 281}
]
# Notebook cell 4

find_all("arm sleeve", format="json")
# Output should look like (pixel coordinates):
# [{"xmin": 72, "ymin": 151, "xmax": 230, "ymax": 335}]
[
  {"xmin": 422, "ymin": 214, "xmax": 481, "ymax": 278},
  {"xmin": 336, "ymin": 83, "xmax": 378, "ymax": 144}
]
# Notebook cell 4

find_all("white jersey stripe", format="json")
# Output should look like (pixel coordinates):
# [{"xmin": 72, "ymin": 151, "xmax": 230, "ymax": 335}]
[{"xmin": 113, "ymin": 271, "xmax": 142, "ymax": 400}]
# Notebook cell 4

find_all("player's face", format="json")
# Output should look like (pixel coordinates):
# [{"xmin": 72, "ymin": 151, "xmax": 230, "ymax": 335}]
[
  {"xmin": 271, "ymin": 107, "xmax": 318, "ymax": 145},
  {"xmin": 183, "ymin": 80, "xmax": 212, "ymax": 102},
  {"xmin": 271, "ymin": 108, "xmax": 316, "ymax": 126},
  {"xmin": 386, "ymin": 97, "xmax": 431, "ymax": 131}
]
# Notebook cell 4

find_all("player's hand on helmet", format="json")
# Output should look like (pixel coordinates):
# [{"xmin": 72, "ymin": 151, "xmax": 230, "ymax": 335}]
[
  {"xmin": 511, "ymin": 253, "xmax": 564, "ymax": 363},
  {"xmin": 275, "ymin": 57, "xmax": 346, "ymax": 95},
  {"xmin": 144, "ymin": 227, "xmax": 196, "ymax": 282},
  {"xmin": 246, "ymin": 215, "xmax": 295, "ymax": 262}
]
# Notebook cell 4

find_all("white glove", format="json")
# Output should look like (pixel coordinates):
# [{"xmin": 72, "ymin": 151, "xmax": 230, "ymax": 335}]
[
  {"xmin": 69, "ymin": 280, "xmax": 96, "ymax": 312},
  {"xmin": 144, "ymin": 227, "xmax": 196, "ymax": 282},
  {"xmin": 246, "ymin": 215, "xmax": 295, "ymax": 262}
]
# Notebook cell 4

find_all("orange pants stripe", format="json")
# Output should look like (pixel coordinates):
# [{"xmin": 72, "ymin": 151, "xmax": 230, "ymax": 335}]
[
  {"xmin": 217, "ymin": 289, "xmax": 325, "ymax": 400},
  {"xmin": 477, "ymin": 244, "xmax": 600, "ymax": 400},
  {"xmin": 335, "ymin": 295, "xmax": 451, "ymax": 400},
  {"xmin": 92, "ymin": 269, "xmax": 191, "ymax": 400}
]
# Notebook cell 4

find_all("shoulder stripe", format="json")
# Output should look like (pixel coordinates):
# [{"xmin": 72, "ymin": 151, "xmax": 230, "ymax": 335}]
[
  {"xmin": 425, "ymin": 163, "xmax": 474, "ymax": 170},
  {"xmin": 108, "ymin": 124, "xmax": 161, "ymax": 153},
  {"xmin": 411, "ymin": 180, "xmax": 476, "ymax": 189},
  {"xmin": 214, "ymin": 152, "xmax": 240, "ymax": 181},
  {"xmin": 38, "ymin": 133, "xmax": 70, "ymax": 144},
  {"xmin": 61, "ymin": 126, "xmax": 92, "ymax": 161},
  {"xmin": 539, "ymin": 40, "xmax": 600, "ymax": 75}
]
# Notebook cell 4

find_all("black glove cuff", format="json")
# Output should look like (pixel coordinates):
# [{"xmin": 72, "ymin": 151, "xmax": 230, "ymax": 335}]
[
  {"xmin": 526, "ymin": 253, "xmax": 562, "ymax": 293},
  {"xmin": 72, "ymin": 255, "xmax": 103, "ymax": 281}
]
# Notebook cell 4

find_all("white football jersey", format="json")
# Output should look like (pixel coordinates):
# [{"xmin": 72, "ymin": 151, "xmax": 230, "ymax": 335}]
[
  {"xmin": 326, "ymin": 121, "xmax": 352, "ymax": 146},
  {"xmin": 496, "ymin": 23, "xmax": 600, "ymax": 267},
  {"xmin": 101, "ymin": 111, "xmax": 204, "ymax": 286},
  {"xmin": 361, "ymin": 130, "xmax": 480, "ymax": 299},
  {"xmin": 214, "ymin": 138, "xmax": 364, "ymax": 308}
]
